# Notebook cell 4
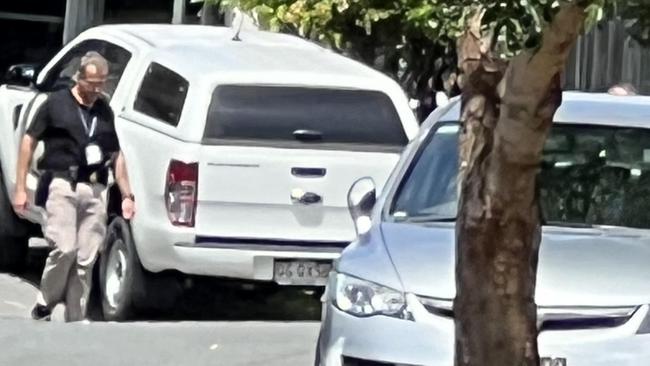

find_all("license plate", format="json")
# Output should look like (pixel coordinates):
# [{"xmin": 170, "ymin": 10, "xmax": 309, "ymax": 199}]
[{"xmin": 273, "ymin": 260, "xmax": 332, "ymax": 286}]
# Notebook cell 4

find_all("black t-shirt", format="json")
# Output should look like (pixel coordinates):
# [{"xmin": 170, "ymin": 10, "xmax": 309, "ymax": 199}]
[{"xmin": 26, "ymin": 89, "xmax": 120, "ymax": 174}]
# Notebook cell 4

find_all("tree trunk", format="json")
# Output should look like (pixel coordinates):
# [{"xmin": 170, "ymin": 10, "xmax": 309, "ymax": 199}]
[{"xmin": 454, "ymin": 4, "xmax": 587, "ymax": 366}]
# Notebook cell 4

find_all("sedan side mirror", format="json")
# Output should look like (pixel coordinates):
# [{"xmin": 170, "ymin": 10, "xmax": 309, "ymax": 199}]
[
  {"xmin": 347, "ymin": 177, "xmax": 376, "ymax": 235},
  {"xmin": 4, "ymin": 64, "xmax": 37, "ymax": 87}
]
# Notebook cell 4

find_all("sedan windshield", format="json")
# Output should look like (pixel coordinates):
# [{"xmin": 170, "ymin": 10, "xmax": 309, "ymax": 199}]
[{"xmin": 390, "ymin": 123, "xmax": 650, "ymax": 229}]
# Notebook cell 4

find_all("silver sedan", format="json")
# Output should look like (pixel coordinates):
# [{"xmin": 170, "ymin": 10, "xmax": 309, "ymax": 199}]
[{"xmin": 317, "ymin": 92, "xmax": 650, "ymax": 366}]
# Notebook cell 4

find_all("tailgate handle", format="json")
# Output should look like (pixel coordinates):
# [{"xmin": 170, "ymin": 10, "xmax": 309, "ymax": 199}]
[
  {"xmin": 291, "ymin": 189, "xmax": 322, "ymax": 205},
  {"xmin": 293, "ymin": 129, "xmax": 322, "ymax": 142},
  {"xmin": 291, "ymin": 167, "xmax": 326, "ymax": 178}
]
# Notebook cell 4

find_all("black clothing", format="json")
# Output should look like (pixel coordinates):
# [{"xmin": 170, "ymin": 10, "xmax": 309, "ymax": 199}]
[
  {"xmin": 27, "ymin": 89, "xmax": 120, "ymax": 203},
  {"xmin": 26, "ymin": 89, "xmax": 120, "ymax": 177}
]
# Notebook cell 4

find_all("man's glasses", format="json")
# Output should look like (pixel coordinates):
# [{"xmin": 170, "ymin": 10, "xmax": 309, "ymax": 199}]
[{"xmin": 79, "ymin": 77, "xmax": 107, "ymax": 89}]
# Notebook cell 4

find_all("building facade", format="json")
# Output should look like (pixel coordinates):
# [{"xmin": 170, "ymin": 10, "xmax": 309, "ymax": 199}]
[{"xmin": 565, "ymin": 20, "xmax": 650, "ymax": 95}]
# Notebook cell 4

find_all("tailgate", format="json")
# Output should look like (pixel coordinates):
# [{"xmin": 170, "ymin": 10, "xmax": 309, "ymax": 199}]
[{"xmin": 195, "ymin": 145, "xmax": 399, "ymax": 242}]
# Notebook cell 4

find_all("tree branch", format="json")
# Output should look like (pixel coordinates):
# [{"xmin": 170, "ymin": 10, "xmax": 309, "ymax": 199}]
[{"xmin": 526, "ymin": 2, "xmax": 589, "ymax": 92}]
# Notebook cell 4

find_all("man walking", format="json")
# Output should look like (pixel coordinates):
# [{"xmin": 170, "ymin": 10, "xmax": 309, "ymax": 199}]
[{"xmin": 12, "ymin": 51, "xmax": 135, "ymax": 322}]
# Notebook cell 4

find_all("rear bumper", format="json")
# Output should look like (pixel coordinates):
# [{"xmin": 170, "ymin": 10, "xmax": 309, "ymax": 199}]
[
  {"xmin": 170, "ymin": 243, "xmax": 341, "ymax": 283},
  {"xmin": 131, "ymin": 217, "xmax": 344, "ymax": 283}
]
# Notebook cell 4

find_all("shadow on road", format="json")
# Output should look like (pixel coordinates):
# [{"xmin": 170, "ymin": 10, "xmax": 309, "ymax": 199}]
[
  {"xmin": 3, "ymin": 245, "xmax": 49, "ymax": 288},
  {"xmin": 5, "ymin": 246, "xmax": 323, "ymax": 322}
]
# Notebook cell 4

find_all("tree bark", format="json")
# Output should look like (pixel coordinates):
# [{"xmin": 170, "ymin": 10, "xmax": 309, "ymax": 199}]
[{"xmin": 454, "ymin": 4, "xmax": 587, "ymax": 366}]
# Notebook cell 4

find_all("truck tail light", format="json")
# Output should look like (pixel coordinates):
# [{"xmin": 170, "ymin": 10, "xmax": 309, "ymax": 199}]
[{"xmin": 165, "ymin": 160, "xmax": 198, "ymax": 227}]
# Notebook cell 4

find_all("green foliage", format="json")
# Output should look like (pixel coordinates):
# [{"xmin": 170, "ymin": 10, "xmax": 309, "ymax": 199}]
[
  {"xmin": 208, "ymin": 0, "xmax": 646, "ymax": 117},
  {"xmin": 220, "ymin": 1, "xmax": 584, "ymax": 54},
  {"xmin": 616, "ymin": 0, "xmax": 650, "ymax": 46}
]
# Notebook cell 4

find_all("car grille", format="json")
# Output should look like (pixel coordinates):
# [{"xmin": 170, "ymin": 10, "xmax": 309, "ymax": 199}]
[
  {"xmin": 417, "ymin": 296, "xmax": 454, "ymax": 318},
  {"xmin": 416, "ymin": 296, "xmax": 638, "ymax": 331},
  {"xmin": 537, "ymin": 306, "xmax": 638, "ymax": 331}
]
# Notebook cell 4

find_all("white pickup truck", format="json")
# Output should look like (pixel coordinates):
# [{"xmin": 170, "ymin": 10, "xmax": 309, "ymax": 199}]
[{"xmin": 0, "ymin": 24, "xmax": 419, "ymax": 320}]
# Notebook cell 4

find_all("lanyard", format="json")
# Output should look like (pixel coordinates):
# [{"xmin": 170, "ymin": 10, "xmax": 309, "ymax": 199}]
[{"xmin": 77, "ymin": 107, "xmax": 97, "ymax": 138}]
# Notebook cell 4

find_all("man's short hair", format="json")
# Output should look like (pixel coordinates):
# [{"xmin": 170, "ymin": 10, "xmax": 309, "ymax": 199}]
[{"xmin": 74, "ymin": 51, "xmax": 109, "ymax": 81}]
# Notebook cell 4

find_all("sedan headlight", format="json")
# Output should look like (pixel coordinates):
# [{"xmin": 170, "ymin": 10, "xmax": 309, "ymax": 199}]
[{"xmin": 333, "ymin": 272, "xmax": 406, "ymax": 318}]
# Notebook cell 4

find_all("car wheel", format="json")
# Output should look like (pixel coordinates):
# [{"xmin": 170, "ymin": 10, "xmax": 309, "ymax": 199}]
[
  {"xmin": 99, "ymin": 216, "xmax": 144, "ymax": 321},
  {"xmin": 0, "ymin": 168, "xmax": 29, "ymax": 271}
]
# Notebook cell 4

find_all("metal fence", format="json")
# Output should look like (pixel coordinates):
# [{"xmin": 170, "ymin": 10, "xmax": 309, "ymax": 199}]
[{"xmin": 564, "ymin": 20, "xmax": 650, "ymax": 95}]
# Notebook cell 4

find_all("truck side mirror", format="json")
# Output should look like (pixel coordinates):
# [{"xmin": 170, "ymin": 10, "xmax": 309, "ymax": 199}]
[{"xmin": 5, "ymin": 64, "xmax": 38, "ymax": 87}]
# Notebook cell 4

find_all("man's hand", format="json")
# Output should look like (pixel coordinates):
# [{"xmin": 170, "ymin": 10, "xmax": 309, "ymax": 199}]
[
  {"xmin": 115, "ymin": 152, "xmax": 135, "ymax": 220},
  {"xmin": 13, "ymin": 189, "xmax": 28, "ymax": 215},
  {"xmin": 122, "ymin": 197, "xmax": 135, "ymax": 220}
]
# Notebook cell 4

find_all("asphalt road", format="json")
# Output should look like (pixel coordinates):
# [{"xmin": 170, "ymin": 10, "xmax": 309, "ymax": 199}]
[{"xmin": 0, "ymin": 243, "xmax": 322, "ymax": 366}]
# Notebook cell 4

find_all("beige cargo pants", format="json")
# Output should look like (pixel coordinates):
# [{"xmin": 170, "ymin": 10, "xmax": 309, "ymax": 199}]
[{"xmin": 38, "ymin": 178, "xmax": 107, "ymax": 322}]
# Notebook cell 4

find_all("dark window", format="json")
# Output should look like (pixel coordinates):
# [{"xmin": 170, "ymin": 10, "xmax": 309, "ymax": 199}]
[
  {"xmin": 40, "ymin": 39, "xmax": 132, "ymax": 99},
  {"xmin": 0, "ymin": 1, "xmax": 65, "ymax": 15},
  {"xmin": 0, "ymin": 18, "xmax": 62, "ymax": 78},
  {"xmin": 389, "ymin": 122, "xmax": 650, "ymax": 229},
  {"xmin": 204, "ymin": 85, "xmax": 407, "ymax": 149},
  {"xmin": 134, "ymin": 62, "xmax": 188, "ymax": 126},
  {"xmin": 104, "ymin": 0, "xmax": 174, "ymax": 23},
  {"xmin": 390, "ymin": 124, "xmax": 459, "ymax": 222}
]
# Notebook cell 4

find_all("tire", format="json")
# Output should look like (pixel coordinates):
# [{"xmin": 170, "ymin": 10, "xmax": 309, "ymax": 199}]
[
  {"xmin": 86, "ymin": 261, "xmax": 105, "ymax": 321},
  {"xmin": 99, "ymin": 216, "xmax": 144, "ymax": 321},
  {"xmin": 99, "ymin": 217, "xmax": 182, "ymax": 321},
  {"xmin": 0, "ymin": 168, "xmax": 29, "ymax": 271}
]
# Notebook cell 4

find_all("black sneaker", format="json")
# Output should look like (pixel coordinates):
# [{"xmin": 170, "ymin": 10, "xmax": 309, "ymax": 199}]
[{"xmin": 31, "ymin": 304, "xmax": 52, "ymax": 321}]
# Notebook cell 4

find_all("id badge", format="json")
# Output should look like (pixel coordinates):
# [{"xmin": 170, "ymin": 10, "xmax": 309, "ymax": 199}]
[{"xmin": 85, "ymin": 143, "xmax": 103, "ymax": 166}]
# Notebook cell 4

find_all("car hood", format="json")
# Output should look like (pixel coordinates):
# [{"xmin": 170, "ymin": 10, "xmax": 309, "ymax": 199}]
[{"xmin": 380, "ymin": 222, "xmax": 650, "ymax": 306}]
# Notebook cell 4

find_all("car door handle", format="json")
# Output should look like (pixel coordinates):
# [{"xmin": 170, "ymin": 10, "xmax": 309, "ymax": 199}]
[
  {"xmin": 291, "ymin": 167, "xmax": 326, "ymax": 178},
  {"xmin": 290, "ymin": 189, "xmax": 322, "ymax": 205}
]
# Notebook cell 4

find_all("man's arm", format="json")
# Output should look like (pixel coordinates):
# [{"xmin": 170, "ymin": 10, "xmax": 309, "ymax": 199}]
[
  {"xmin": 13, "ymin": 135, "xmax": 37, "ymax": 214},
  {"xmin": 115, "ymin": 151, "xmax": 135, "ymax": 219},
  {"xmin": 14, "ymin": 95, "xmax": 49, "ymax": 214}
]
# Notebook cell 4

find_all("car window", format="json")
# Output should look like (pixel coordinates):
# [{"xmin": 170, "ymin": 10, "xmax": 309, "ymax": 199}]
[
  {"xmin": 390, "ymin": 124, "xmax": 459, "ymax": 221},
  {"xmin": 389, "ymin": 122, "xmax": 650, "ymax": 229},
  {"xmin": 133, "ymin": 62, "xmax": 189, "ymax": 127},
  {"xmin": 204, "ymin": 85, "xmax": 407, "ymax": 149},
  {"xmin": 40, "ymin": 39, "xmax": 132, "ymax": 100}
]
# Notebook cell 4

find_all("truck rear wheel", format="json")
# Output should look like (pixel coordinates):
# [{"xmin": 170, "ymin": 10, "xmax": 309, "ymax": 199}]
[
  {"xmin": 100, "ymin": 217, "xmax": 143, "ymax": 321},
  {"xmin": 99, "ymin": 217, "xmax": 182, "ymax": 321}
]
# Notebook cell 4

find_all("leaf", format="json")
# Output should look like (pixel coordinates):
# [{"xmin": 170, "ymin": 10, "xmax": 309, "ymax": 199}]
[
  {"xmin": 333, "ymin": 32, "xmax": 343, "ymax": 49},
  {"xmin": 256, "ymin": 4, "xmax": 274, "ymax": 15},
  {"xmin": 335, "ymin": 0, "xmax": 349, "ymax": 13},
  {"xmin": 362, "ymin": 13, "xmax": 372, "ymax": 35},
  {"xmin": 584, "ymin": 3, "xmax": 604, "ymax": 32}
]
